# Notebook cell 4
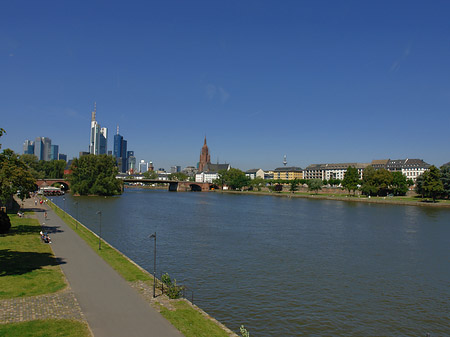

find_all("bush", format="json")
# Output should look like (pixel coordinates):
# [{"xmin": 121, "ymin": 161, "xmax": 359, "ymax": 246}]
[{"xmin": 161, "ymin": 273, "xmax": 184, "ymax": 299}]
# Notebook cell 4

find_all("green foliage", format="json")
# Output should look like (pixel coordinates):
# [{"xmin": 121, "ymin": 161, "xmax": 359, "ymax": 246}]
[
  {"xmin": 307, "ymin": 179, "xmax": 323, "ymax": 193},
  {"xmin": 169, "ymin": 172, "xmax": 188, "ymax": 181},
  {"xmin": 440, "ymin": 165, "xmax": 450, "ymax": 199},
  {"xmin": 218, "ymin": 168, "xmax": 250, "ymax": 190},
  {"xmin": 391, "ymin": 171, "xmax": 409, "ymax": 196},
  {"xmin": 0, "ymin": 149, "xmax": 36, "ymax": 205},
  {"xmin": 250, "ymin": 177, "xmax": 265, "ymax": 191},
  {"xmin": 161, "ymin": 272, "xmax": 184, "ymax": 299},
  {"xmin": 143, "ymin": 170, "xmax": 159, "ymax": 179},
  {"xmin": 342, "ymin": 166, "xmax": 360, "ymax": 195},
  {"xmin": 420, "ymin": 165, "xmax": 444, "ymax": 202},
  {"xmin": 19, "ymin": 154, "xmax": 66, "ymax": 179},
  {"xmin": 69, "ymin": 154, "xmax": 122, "ymax": 196},
  {"xmin": 240, "ymin": 325, "xmax": 250, "ymax": 337},
  {"xmin": 289, "ymin": 179, "xmax": 300, "ymax": 193},
  {"xmin": 328, "ymin": 178, "xmax": 341, "ymax": 187}
]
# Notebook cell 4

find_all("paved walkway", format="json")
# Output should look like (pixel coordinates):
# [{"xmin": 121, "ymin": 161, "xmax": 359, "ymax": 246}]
[
  {"xmin": 29, "ymin": 198, "xmax": 184, "ymax": 337},
  {"xmin": 1, "ymin": 288, "xmax": 85, "ymax": 323}
]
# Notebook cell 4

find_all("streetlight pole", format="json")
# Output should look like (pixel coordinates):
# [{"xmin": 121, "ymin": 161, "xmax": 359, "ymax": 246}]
[
  {"xmin": 62, "ymin": 197, "xmax": 66, "ymax": 211},
  {"xmin": 149, "ymin": 232, "xmax": 156, "ymax": 297},
  {"xmin": 97, "ymin": 211, "xmax": 102, "ymax": 250},
  {"xmin": 74, "ymin": 202, "xmax": 79, "ymax": 229}
]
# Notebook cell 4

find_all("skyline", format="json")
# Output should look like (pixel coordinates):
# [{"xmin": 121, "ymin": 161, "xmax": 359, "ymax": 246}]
[{"xmin": 1, "ymin": 1, "xmax": 450, "ymax": 170}]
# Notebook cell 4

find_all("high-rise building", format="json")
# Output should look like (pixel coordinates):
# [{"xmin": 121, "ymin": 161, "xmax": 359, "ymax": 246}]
[
  {"xmin": 23, "ymin": 140, "xmax": 35, "ymax": 155},
  {"xmin": 170, "ymin": 166, "xmax": 181, "ymax": 173},
  {"xmin": 58, "ymin": 153, "xmax": 67, "ymax": 162},
  {"xmin": 127, "ymin": 151, "xmax": 136, "ymax": 173},
  {"xmin": 113, "ymin": 126, "xmax": 128, "ymax": 173},
  {"xmin": 139, "ymin": 160, "xmax": 149, "ymax": 173},
  {"xmin": 198, "ymin": 136, "xmax": 211, "ymax": 172},
  {"xmin": 34, "ymin": 137, "xmax": 52, "ymax": 161},
  {"xmin": 50, "ymin": 145, "xmax": 59, "ymax": 161},
  {"xmin": 89, "ymin": 103, "xmax": 108, "ymax": 155}
]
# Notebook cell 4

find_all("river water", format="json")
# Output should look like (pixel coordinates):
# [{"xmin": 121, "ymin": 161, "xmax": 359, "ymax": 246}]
[{"xmin": 52, "ymin": 189, "xmax": 450, "ymax": 336}]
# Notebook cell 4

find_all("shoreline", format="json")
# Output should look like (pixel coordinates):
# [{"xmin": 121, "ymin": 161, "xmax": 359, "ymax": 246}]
[{"xmin": 215, "ymin": 190, "xmax": 450, "ymax": 208}]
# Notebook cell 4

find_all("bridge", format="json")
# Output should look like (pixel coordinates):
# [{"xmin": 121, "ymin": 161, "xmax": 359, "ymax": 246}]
[
  {"xmin": 36, "ymin": 179, "xmax": 70, "ymax": 190},
  {"xmin": 122, "ymin": 179, "xmax": 214, "ymax": 192}
]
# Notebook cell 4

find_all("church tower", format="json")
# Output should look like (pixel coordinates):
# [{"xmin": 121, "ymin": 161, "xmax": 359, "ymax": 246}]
[{"xmin": 198, "ymin": 136, "xmax": 211, "ymax": 172}]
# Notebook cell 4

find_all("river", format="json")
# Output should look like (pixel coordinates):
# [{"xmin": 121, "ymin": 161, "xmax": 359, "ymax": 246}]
[{"xmin": 51, "ymin": 189, "xmax": 450, "ymax": 336}]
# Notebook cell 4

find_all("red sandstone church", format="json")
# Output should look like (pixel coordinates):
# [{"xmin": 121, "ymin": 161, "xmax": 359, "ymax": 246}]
[{"xmin": 196, "ymin": 137, "xmax": 230, "ymax": 183}]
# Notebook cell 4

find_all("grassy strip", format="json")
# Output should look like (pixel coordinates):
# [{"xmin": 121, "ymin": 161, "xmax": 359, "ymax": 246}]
[
  {"xmin": 46, "ymin": 200, "xmax": 236, "ymax": 337},
  {"xmin": 47, "ymin": 202, "xmax": 151, "ymax": 283},
  {"xmin": 0, "ymin": 215, "xmax": 66, "ymax": 299},
  {"xmin": 159, "ymin": 301, "xmax": 231, "ymax": 337},
  {"xmin": 0, "ymin": 319, "xmax": 90, "ymax": 337}
]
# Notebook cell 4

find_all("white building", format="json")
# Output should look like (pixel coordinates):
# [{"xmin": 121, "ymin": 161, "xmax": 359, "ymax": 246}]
[
  {"xmin": 304, "ymin": 163, "xmax": 368, "ymax": 180},
  {"xmin": 245, "ymin": 168, "xmax": 265, "ymax": 180},
  {"xmin": 195, "ymin": 171, "xmax": 219, "ymax": 183},
  {"xmin": 89, "ymin": 103, "xmax": 108, "ymax": 155},
  {"xmin": 139, "ymin": 160, "xmax": 149, "ymax": 173}
]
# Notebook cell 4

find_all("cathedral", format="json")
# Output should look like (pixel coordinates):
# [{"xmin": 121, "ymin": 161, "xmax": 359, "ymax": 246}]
[{"xmin": 197, "ymin": 137, "xmax": 230, "ymax": 174}]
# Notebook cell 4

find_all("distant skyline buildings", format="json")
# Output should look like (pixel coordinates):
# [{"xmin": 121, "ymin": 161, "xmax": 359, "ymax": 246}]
[{"xmin": 89, "ymin": 103, "xmax": 108, "ymax": 155}]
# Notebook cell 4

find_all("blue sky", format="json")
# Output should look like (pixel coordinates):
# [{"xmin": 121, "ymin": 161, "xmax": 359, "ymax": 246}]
[{"xmin": 1, "ymin": 0, "xmax": 450, "ymax": 170}]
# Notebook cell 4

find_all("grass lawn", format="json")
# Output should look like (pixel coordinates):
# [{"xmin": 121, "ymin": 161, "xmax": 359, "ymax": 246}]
[
  {"xmin": 159, "ymin": 301, "xmax": 231, "ymax": 337},
  {"xmin": 0, "ymin": 319, "xmax": 90, "ymax": 337},
  {"xmin": 0, "ymin": 214, "xmax": 66, "ymax": 299}
]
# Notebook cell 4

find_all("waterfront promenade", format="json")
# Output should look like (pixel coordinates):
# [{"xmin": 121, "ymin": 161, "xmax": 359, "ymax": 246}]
[{"xmin": 26, "ymin": 198, "xmax": 184, "ymax": 337}]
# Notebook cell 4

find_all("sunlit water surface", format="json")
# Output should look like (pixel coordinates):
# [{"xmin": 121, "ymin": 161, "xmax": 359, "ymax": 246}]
[{"xmin": 52, "ymin": 189, "xmax": 450, "ymax": 336}]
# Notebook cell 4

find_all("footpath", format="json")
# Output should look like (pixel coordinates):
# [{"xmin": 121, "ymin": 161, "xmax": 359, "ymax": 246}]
[{"xmin": 25, "ymin": 198, "xmax": 184, "ymax": 337}]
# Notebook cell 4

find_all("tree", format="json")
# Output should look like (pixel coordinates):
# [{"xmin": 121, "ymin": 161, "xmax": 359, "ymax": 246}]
[
  {"xmin": 169, "ymin": 172, "xmax": 188, "ymax": 181},
  {"xmin": 372, "ymin": 168, "xmax": 393, "ymax": 196},
  {"xmin": 289, "ymin": 179, "xmax": 300, "ymax": 193},
  {"xmin": 361, "ymin": 165, "xmax": 378, "ymax": 196},
  {"xmin": 307, "ymin": 179, "xmax": 323, "ymax": 193},
  {"xmin": 421, "ymin": 165, "xmax": 444, "ymax": 202},
  {"xmin": 342, "ymin": 166, "xmax": 360, "ymax": 195},
  {"xmin": 250, "ymin": 177, "xmax": 265, "ymax": 191},
  {"xmin": 391, "ymin": 172, "xmax": 409, "ymax": 196},
  {"xmin": 440, "ymin": 164, "xmax": 450, "ymax": 199},
  {"xmin": 69, "ymin": 154, "xmax": 122, "ymax": 196},
  {"xmin": 143, "ymin": 170, "xmax": 159, "ymax": 179},
  {"xmin": 219, "ymin": 168, "xmax": 250, "ymax": 190},
  {"xmin": 0, "ymin": 149, "xmax": 36, "ymax": 206}
]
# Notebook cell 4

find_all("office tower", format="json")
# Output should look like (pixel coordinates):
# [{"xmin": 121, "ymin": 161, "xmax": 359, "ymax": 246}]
[
  {"xmin": 139, "ymin": 160, "xmax": 148, "ymax": 173},
  {"xmin": 89, "ymin": 103, "xmax": 108, "ymax": 155},
  {"xmin": 127, "ymin": 151, "xmax": 136, "ymax": 172},
  {"xmin": 34, "ymin": 137, "xmax": 52, "ymax": 161},
  {"xmin": 23, "ymin": 140, "xmax": 35, "ymax": 155},
  {"xmin": 113, "ymin": 126, "xmax": 128, "ymax": 173},
  {"xmin": 50, "ymin": 145, "xmax": 59, "ymax": 161},
  {"xmin": 58, "ymin": 153, "xmax": 67, "ymax": 162}
]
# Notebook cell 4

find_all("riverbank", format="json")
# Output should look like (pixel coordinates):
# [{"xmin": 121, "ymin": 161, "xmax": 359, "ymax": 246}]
[
  {"xmin": 216, "ymin": 190, "xmax": 450, "ymax": 208},
  {"xmin": 46, "ymin": 199, "xmax": 238, "ymax": 337}
]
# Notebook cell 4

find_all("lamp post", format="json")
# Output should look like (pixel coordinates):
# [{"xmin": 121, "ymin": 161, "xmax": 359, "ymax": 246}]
[
  {"xmin": 74, "ymin": 202, "xmax": 79, "ymax": 229},
  {"xmin": 97, "ymin": 211, "xmax": 102, "ymax": 250},
  {"xmin": 149, "ymin": 232, "xmax": 156, "ymax": 297},
  {"xmin": 62, "ymin": 197, "xmax": 66, "ymax": 211}
]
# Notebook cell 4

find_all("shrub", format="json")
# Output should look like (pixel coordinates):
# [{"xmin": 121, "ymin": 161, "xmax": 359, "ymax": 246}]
[{"xmin": 0, "ymin": 211, "xmax": 11, "ymax": 234}]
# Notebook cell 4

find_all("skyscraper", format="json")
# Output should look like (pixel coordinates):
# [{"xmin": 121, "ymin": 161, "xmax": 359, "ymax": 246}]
[
  {"xmin": 89, "ymin": 103, "xmax": 108, "ymax": 155},
  {"xmin": 23, "ymin": 140, "xmax": 35, "ymax": 155},
  {"xmin": 114, "ymin": 126, "xmax": 128, "ymax": 173},
  {"xmin": 50, "ymin": 145, "xmax": 59, "ymax": 161},
  {"xmin": 34, "ymin": 137, "xmax": 52, "ymax": 161}
]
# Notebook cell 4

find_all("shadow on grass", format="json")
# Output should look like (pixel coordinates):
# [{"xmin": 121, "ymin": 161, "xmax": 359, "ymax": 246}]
[
  {"xmin": 3, "ymin": 225, "xmax": 64, "ymax": 236},
  {"xmin": 0, "ymin": 249, "xmax": 66, "ymax": 276}
]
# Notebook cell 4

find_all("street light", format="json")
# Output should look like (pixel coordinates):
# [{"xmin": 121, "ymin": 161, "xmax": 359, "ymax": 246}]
[
  {"xmin": 62, "ymin": 197, "xmax": 66, "ymax": 211},
  {"xmin": 149, "ymin": 232, "xmax": 156, "ymax": 297},
  {"xmin": 74, "ymin": 202, "xmax": 79, "ymax": 229},
  {"xmin": 97, "ymin": 211, "xmax": 102, "ymax": 250}
]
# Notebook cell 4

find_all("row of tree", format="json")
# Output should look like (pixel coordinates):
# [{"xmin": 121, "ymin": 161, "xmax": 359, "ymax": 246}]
[{"xmin": 19, "ymin": 154, "xmax": 67, "ymax": 179}]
